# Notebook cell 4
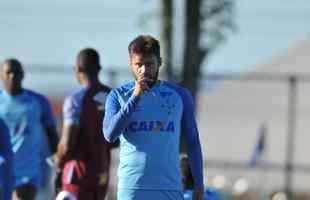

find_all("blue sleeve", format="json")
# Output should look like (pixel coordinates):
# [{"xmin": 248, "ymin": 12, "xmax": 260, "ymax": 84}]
[
  {"xmin": 102, "ymin": 90, "xmax": 140, "ymax": 143},
  {"xmin": 63, "ymin": 95, "xmax": 81, "ymax": 126},
  {"xmin": 0, "ymin": 119, "xmax": 14, "ymax": 200},
  {"xmin": 40, "ymin": 96, "xmax": 57, "ymax": 128},
  {"xmin": 181, "ymin": 89, "xmax": 204, "ymax": 189},
  {"xmin": 0, "ymin": 119, "xmax": 12, "ymax": 159}
]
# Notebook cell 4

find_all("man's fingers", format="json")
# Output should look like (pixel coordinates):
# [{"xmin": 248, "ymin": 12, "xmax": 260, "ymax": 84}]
[
  {"xmin": 137, "ymin": 78, "xmax": 152, "ymax": 90},
  {"xmin": 140, "ymin": 81, "xmax": 150, "ymax": 90},
  {"xmin": 134, "ymin": 76, "xmax": 153, "ymax": 96}
]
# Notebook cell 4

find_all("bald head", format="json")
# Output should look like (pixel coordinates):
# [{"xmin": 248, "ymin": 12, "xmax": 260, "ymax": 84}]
[
  {"xmin": 2, "ymin": 58, "xmax": 24, "ymax": 74},
  {"xmin": 1, "ymin": 58, "xmax": 24, "ymax": 95}
]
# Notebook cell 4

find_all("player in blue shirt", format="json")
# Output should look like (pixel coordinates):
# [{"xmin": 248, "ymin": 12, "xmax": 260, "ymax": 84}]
[
  {"xmin": 0, "ymin": 118, "xmax": 14, "ymax": 200},
  {"xmin": 103, "ymin": 35, "xmax": 204, "ymax": 200},
  {"xmin": 0, "ymin": 59, "xmax": 59, "ymax": 200}
]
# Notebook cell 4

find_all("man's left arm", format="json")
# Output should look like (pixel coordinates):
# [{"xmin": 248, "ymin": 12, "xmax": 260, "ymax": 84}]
[
  {"xmin": 56, "ymin": 124, "xmax": 79, "ymax": 167},
  {"xmin": 45, "ymin": 127, "xmax": 59, "ymax": 154},
  {"xmin": 53, "ymin": 95, "xmax": 81, "ymax": 168},
  {"xmin": 181, "ymin": 90, "xmax": 204, "ymax": 196}
]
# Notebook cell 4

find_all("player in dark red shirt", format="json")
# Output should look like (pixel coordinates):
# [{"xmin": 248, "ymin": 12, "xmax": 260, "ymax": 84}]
[{"xmin": 53, "ymin": 48, "xmax": 118, "ymax": 200}]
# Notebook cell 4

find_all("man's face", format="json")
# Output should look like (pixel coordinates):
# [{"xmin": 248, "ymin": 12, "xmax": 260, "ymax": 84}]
[
  {"xmin": 1, "ymin": 62, "xmax": 24, "ymax": 92},
  {"xmin": 130, "ymin": 53, "xmax": 161, "ymax": 84},
  {"xmin": 74, "ymin": 65, "xmax": 83, "ymax": 84}
]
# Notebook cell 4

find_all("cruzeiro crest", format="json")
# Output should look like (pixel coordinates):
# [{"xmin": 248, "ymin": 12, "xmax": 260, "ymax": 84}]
[{"xmin": 159, "ymin": 91, "xmax": 176, "ymax": 116}]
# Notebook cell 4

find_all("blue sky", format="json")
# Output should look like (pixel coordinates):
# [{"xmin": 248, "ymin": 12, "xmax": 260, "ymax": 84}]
[
  {"xmin": 0, "ymin": 0, "xmax": 158, "ymax": 66},
  {"xmin": 0, "ymin": 0, "xmax": 309, "ymax": 93}
]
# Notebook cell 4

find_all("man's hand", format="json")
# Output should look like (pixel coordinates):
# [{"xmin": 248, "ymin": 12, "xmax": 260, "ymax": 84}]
[
  {"xmin": 52, "ymin": 153, "xmax": 61, "ymax": 169},
  {"xmin": 192, "ymin": 188, "xmax": 204, "ymax": 200},
  {"xmin": 133, "ymin": 66, "xmax": 154, "ymax": 96},
  {"xmin": 46, "ymin": 153, "xmax": 61, "ymax": 173},
  {"xmin": 134, "ymin": 76, "xmax": 152, "ymax": 96},
  {"xmin": 52, "ymin": 141, "xmax": 67, "ymax": 169}
]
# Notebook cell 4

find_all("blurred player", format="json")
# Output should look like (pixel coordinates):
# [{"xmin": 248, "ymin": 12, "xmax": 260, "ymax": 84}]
[
  {"xmin": 53, "ymin": 48, "xmax": 118, "ymax": 200},
  {"xmin": 0, "ymin": 119, "xmax": 14, "ymax": 200},
  {"xmin": 103, "ymin": 35, "xmax": 204, "ymax": 200},
  {"xmin": 0, "ymin": 58, "xmax": 59, "ymax": 200},
  {"xmin": 181, "ymin": 155, "xmax": 223, "ymax": 200}
]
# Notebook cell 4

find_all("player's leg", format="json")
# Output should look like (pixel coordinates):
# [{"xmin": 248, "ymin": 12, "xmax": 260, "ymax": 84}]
[
  {"xmin": 12, "ymin": 183, "xmax": 37, "ymax": 200},
  {"xmin": 118, "ymin": 189, "xmax": 184, "ymax": 200}
]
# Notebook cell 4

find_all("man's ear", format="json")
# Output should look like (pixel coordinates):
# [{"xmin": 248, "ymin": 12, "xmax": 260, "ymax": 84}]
[
  {"xmin": 128, "ymin": 56, "xmax": 132, "ymax": 66},
  {"xmin": 75, "ymin": 65, "xmax": 82, "ymax": 73},
  {"xmin": 0, "ymin": 71, "xmax": 3, "ymax": 80}
]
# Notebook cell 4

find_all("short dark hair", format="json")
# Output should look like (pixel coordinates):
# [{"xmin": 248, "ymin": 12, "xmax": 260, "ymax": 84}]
[
  {"xmin": 76, "ymin": 48, "xmax": 101, "ymax": 76},
  {"xmin": 128, "ymin": 35, "xmax": 160, "ymax": 58}
]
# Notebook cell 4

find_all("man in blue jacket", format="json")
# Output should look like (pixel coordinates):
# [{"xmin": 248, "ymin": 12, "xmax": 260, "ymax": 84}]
[
  {"xmin": 103, "ymin": 35, "xmax": 204, "ymax": 200},
  {"xmin": 0, "ymin": 59, "xmax": 58, "ymax": 200}
]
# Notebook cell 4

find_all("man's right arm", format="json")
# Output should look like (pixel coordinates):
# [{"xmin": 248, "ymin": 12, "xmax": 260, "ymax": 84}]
[
  {"xmin": 53, "ymin": 95, "xmax": 80, "ymax": 168},
  {"xmin": 55, "ymin": 124, "xmax": 79, "ymax": 167},
  {"xmin": 102, "ymin": 90, "xmax": 140, "ymax": 143},
  {"xmin": 0, "ymin": 120, "xmax": 11, "ymax": 166}
]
